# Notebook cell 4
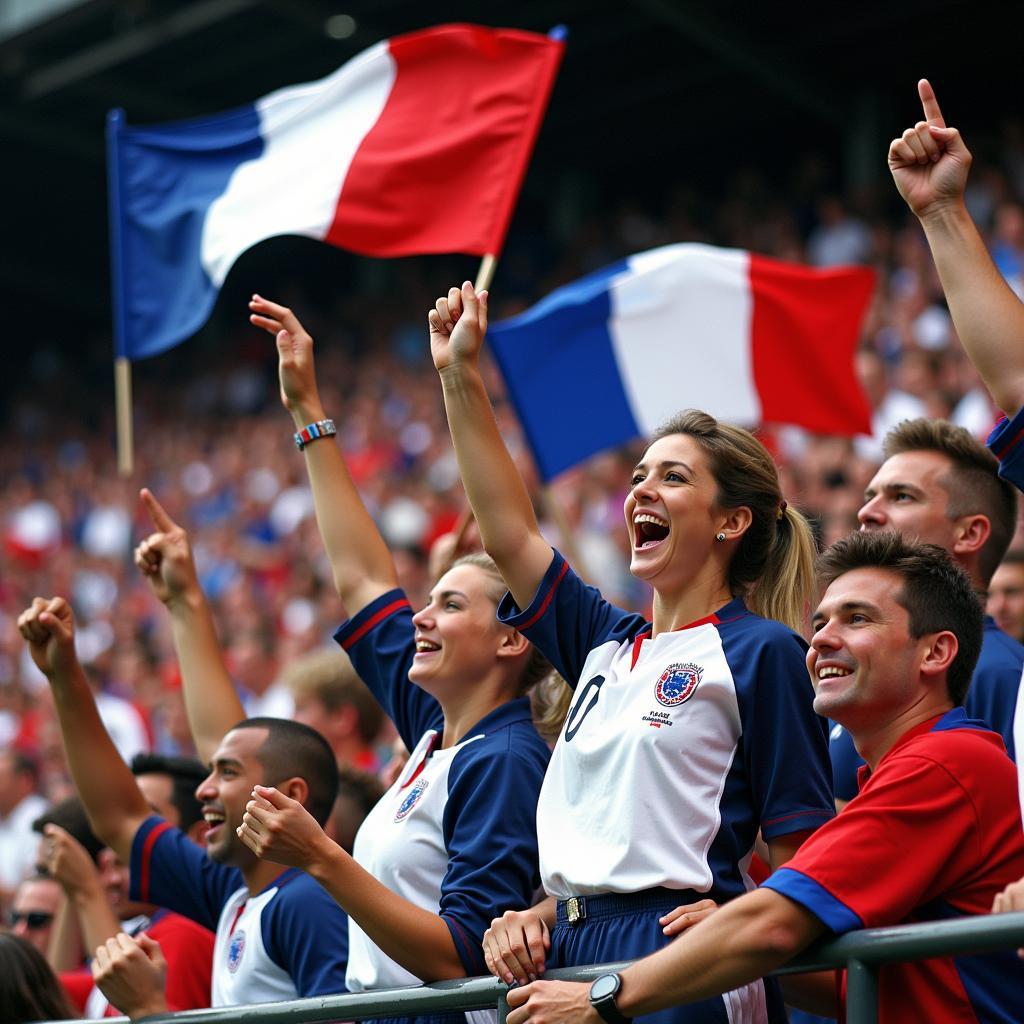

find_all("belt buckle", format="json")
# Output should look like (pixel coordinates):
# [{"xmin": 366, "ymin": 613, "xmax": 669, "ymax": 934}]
[{"xmin": 566, "ymin": 896, "xmax": 586, "ymax": 924}]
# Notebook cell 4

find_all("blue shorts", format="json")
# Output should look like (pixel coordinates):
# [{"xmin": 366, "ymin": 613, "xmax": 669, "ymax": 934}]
[{"xmin": 549, "ymin": 889, "xmax": 785, "ymax": 1024}]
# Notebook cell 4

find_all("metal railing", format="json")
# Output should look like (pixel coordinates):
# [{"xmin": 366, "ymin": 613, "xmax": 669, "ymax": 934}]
[{"xmin": 49, "ymin": 911, "xmax": 1024, "ymax": 1024}]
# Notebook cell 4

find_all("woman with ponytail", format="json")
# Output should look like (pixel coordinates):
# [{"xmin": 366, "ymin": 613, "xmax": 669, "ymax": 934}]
[{"xmin": 430, "ymin": 282, "xmax": 834, "ymax": 1024}]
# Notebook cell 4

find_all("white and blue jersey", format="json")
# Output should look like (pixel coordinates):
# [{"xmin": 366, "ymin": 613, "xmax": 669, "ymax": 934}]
[
  {"xmin": 130, "ymin": 817, "xmax": 348, "ymax": 1006},
  {"xmin": 334, "ymin": 589, "xmax": 549, "ymax": 998},
  {"xmin": 498, "ymin": 551, "xmax": 834, "ymax": 1024}
]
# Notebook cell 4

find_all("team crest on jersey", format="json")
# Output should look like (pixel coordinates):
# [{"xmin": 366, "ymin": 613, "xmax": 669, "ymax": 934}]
[
  {"xmin": 394, "ymin": 778, "xmax": 429, "ymax": 822},
  {"xmin": 654, "ymin": 662, "xmax": 702, "ymax": 707},
  {"xmin": 227, "ymin": 929, "xmax": 246, "ymax": 973}
]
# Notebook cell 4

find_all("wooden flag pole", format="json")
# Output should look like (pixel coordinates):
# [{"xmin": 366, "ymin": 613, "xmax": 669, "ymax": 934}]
[
  {"xmin": 474, "ymin": 253, "xmax": 497, "ymax": 293},
  {"xmin": 115, "ymin": 357, "xmax": 134, "ymax": 477}
]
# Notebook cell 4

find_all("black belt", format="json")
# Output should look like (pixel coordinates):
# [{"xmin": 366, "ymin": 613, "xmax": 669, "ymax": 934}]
[{"xmin": 556, "ymin": 887, "xmax": 701, "ymax": 925}]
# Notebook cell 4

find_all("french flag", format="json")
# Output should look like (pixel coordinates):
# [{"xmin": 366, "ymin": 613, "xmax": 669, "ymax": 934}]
[
  {"xmin": 487, "ymin": 244, "xmax": 875, "ymax": 482},
  {"xmin": 107, "ymin": 24, "xmax": 563, "ymax": 360}
]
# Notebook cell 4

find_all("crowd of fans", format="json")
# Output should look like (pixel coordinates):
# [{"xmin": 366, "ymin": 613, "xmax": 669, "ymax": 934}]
[{"xmin": 3, "ymin": 90, "xmax": 1024, "ymax": 1022}]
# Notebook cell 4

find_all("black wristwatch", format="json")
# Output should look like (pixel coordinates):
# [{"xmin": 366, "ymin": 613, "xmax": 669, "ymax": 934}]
[{"xmin": 589, "ymin": 972, "xmax": 631, "ymax": 1024}]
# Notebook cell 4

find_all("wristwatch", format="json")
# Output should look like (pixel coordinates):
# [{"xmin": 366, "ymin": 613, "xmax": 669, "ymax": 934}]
[{"xmin": 589, "ymin": 973, "xmax": 631, "ymax": 1024}]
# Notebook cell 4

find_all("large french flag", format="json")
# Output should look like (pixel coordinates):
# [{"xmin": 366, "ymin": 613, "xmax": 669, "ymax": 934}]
[
  {"xmin": 488, "ymin": 244, "xmax": 875, "ymax": 481},
  {"xmin": 107, "ymin": 24, "xmax": 563, "ymax": 360}
]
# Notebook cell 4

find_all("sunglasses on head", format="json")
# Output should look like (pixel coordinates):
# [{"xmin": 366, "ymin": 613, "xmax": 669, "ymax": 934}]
[{"xmin": 10, "ymin": 910, "xmax": 54, "ymax": 929}]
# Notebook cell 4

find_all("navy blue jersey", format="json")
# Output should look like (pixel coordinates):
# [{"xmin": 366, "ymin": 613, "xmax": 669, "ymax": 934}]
[
  {"xmin": 130, "ymin": 817, "xmax": 348, "ymax": 1005},
  {"xmin": 334, "ymin": 590, "xmax": 549, "ymax": 993}
]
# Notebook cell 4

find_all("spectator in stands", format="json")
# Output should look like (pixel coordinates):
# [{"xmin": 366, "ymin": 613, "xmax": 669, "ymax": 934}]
[
  {"xmin": 434, "ymin": 282, "xmax": 834, "ymax": 1023},
  {"xmin": 16, "ymin": 594, "xmax": 349, "ymax": 1008},
  {"xmin": 37, "ymin": 764, "xmax": 214, "ymax": 1016},
  {"xmin": 988, "ymin": 550, "xmax": 1024, "ymax": 643},
  {"xmin": 0, "ymin": 933, "xmax": 75, "ymax": 1023},
  {"xmin": 281, "ymin": 647, "xmax": 384, "ymax": 774},
  {"xmin": 230, "ymin": 295, "xmax": 549, "ymax": 1011},
  {"xmin": 9, "ymin": 873, "xmax": 62, "ymax": 955},
  {"xmin": 828, "ymin": 419, "xmax": 1022, "ymax": 781},
  {"xmin": 502, "ymin": 532, "xmax": 1024, "ymax": 1024},
  {"xmin": 0, "ymin": 750, "xmax": 47, "ymax": 914}
]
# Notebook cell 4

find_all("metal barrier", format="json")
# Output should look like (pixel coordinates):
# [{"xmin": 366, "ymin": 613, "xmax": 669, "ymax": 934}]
[{"xmin": 48, "ymin": 911, "xmax": 1024, "ymax": 1024}]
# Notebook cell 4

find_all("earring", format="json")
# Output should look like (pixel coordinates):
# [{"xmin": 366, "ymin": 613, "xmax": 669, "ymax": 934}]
[{"xmin": 715, "ymin": 532, "xmax": 726, "ymax": 542}]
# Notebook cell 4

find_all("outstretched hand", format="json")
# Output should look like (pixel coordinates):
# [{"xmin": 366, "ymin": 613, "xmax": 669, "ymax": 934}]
[
  {"xmin": 249, "ymin": 295, "xmax": 323, "ymax": 421},
  {"xmin": 237, "ymin": 785, "xmax": 334, "ymax": 872},
  {"xmin": 888, "ymin": 79, "xmax": 971, "ymax": 218},
  {"xmin": 17, "ymin": 596, "xmax": 76, "ymax": 679},
  {"xmin": 134, "ymin": 489, "xmax": 200, "ymax": 607},
  {"xmin": 429, "ymin": 281, "xmax": 489, "ymax": 373}
]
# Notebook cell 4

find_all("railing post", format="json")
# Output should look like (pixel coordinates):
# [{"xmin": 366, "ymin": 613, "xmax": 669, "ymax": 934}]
[
  {"xmin": 497, "ymin": 987, "xmax": 511, "ymax": 1024},
  {"xmin": 845, "ymin": 958, "xmax": 878, "ymax": 1024}
]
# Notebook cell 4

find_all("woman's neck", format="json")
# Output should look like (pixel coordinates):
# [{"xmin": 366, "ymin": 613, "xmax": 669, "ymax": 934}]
[
  {"xmin": 650, "ymin": 569, "xmax": 734, "ymax": 637},
  {"xmin": 437, "ymin": 680, "xmax": 516, "ymax": 749}
]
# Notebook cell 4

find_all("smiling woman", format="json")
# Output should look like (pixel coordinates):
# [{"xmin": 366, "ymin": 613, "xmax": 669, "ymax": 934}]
[
  {"xmin": 238, "ymin": 295, "xmax": 551, "ymax": 1024},
  {"xmin": 431, "ymin": 281, "xmax": 836, "ymax": 1024}
]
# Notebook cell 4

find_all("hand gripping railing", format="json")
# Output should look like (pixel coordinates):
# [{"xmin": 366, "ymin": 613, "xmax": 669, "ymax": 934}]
[{"xmin": 44, "ymin": 911, "xmax": 1024, "ymax": 1024}]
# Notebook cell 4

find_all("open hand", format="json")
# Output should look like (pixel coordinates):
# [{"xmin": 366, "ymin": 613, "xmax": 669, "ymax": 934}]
[
  {"xmin": 483, "ymin": 907, "xmax": 550, "ymax": 985},
  {"xmin": 249, "ymin": 295, "xmax": 323, "ymax": 422},
  {"xmin": 429, "ymin": 281, "xmax": 488, "ymax": 373},
  {"xmin": 659, "ymin": 898, "xmax": 718, "ymax": 936}
]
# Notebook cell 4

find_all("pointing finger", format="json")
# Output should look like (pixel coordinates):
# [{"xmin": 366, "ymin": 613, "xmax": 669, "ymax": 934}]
[
  {"xmin": 918, "ymin": 79, "xmax": 946, "ymax": 129},
  {"xmin": 139, "ymin": 489, "xmax": 177, "ymax": 533}
]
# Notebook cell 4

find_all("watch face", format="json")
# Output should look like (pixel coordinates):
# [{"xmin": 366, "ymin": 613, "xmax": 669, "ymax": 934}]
[{"xmin": 591, "ymin": 974, "xmax": 620, "ymax": 1001}]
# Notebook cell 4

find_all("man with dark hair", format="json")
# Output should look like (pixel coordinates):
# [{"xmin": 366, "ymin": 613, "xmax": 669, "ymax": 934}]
[
  {"xmin": 17, "ymin": 595, "xmax": 348, "ymax": 1014},
  {"xmin": 499, "ymin": 533, "xmax": 1024, "ymax": 1024},
  {"xmin": 129, "ymin": 752, "xmax": 209, "ymax": 844},
  {"xmin": 832, "ymin": 417, "xmax": 1024, "ymax": 769}
]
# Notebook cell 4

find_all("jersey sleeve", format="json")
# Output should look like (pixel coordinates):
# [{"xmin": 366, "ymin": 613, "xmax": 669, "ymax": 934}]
[
  {"xmin": 496, "ymin": 549, "xmax": 647, "ymax": 688},
  {"xmin": 437, "ymin": 729, "xmax": 548, "ymax": 976},
  {"xmin": 739, "ymin": 629, "xmax": 835, "ymax": 839},
  {"xmin": 333, "ymin": 589, "xmax": 443, "ymax": 750},
  {"xmin": 762, "ymin": 753, "xmax": 981, "ymax": 932},
  {"xmin": 148, "ymin": 914, "xmax": 214, "ymax": 1011},
  {"xmin": 129, "ymin": 817, "xmax": 243, "ymax": 931},
  {"xmin": 988, "ymin": 408, "xmax": 1024, "ymax": 492},
  {"xmin": 261, "ymin": 873, "xmax": 349, "ymax": 997}
]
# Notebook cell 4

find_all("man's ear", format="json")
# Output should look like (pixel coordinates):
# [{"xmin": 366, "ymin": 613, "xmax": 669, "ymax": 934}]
[
  {"xmin": 920, "ymin": 630, "xmax": 958, "ymax": 681},
  {"xmin": 276, "ymin": 776, "xmax": 310, "ymax": 807},
  {"xmin": 952, "ymin": 513, "xmax": 991, "ymax": 558}
]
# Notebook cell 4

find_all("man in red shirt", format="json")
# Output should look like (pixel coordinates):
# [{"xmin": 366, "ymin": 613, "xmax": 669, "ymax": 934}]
[{"xmin": 499, "ymin": 531, "xmax": 1024, "ymax": 1024}]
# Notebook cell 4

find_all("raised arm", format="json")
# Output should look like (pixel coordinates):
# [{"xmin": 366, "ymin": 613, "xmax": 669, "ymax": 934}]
[
  {"xmin": 429, "ymin": 282, "xmax": 554, "ymax": 609},
  {"xmin": 17, "ymin": 598, "xmax": 150, "ymax": 863},
  {"xmin": 134, "ymin": 489, "xmax": 243, "ymax": 765},
  {"xmin": 890, "ymin": 79, "xmax": 1024, "ymax": 418},
  {"xmin": 249, "ymin": 295, "xmax": 398, "ymax": 614}
]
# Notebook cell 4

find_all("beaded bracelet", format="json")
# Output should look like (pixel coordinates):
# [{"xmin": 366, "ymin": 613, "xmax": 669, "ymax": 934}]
[{"xmin": 293, "ymin": 418, "xmax": 337, "ymax": 451}]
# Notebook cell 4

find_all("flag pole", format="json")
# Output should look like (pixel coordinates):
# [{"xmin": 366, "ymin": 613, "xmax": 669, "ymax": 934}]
[
  {"xmin": 474, "ymin": 254, "xmax": 497, "ymax": 292},
  {"xmin": 114, "ymin": 358, "xmax": 134, "ymax": 476},
  {"xmin": 107, "ymin": 108, "xmax": 134, "ymax": 477}
]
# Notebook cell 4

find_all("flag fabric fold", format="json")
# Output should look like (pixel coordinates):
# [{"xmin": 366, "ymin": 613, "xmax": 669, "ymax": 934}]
[
  {"xmin": 487, "ymin": 243, "xmax": 875, "ymax": 482},
  {"xmin": 107, "ymin": 23, "xmax": 564, "ymax": 360}
]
